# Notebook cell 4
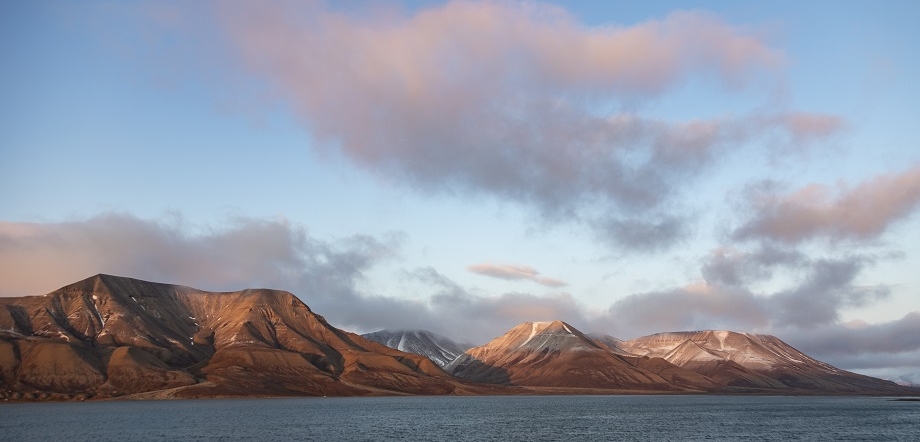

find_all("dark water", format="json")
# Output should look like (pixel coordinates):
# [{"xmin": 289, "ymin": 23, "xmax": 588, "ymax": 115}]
[{"xmin": 2, "ymin": 395, "xmax": 919, "ymax": 441}]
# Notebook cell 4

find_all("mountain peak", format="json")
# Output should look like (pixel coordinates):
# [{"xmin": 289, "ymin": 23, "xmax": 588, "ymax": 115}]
[
  {"xmin": 493, "ymin": 320, "xmax": 595, "ymax": 352},
  {"xmin": 448, "ymin": 320, "xmax": 678, "ymax": 390}
]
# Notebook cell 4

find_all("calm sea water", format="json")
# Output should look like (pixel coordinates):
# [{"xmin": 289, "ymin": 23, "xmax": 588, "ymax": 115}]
[{"xmin": 2, "ymin": 395, "xmax": 919, "ymax": 441}]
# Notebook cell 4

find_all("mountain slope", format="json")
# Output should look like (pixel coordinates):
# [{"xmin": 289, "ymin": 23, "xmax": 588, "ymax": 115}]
[
  {"xmin": 622, "ymin": 330, "xmax": 907, "ymax": 393},
  {"xmin": 0, "ymin": 274, "xmax": 463, "ymax": 400},
  {"xmin": 362, "ymin": 330, "xmax": 471, "ymax": 368},
  {"xmin": 446, "ymin": 321, "xmax": 687, "ymax": 391}
]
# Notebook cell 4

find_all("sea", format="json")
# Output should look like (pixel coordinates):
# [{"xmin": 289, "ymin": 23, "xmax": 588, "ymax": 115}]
[{"xmin": 2, "ymin": 395, "xmax": 919, "ymax": 441}]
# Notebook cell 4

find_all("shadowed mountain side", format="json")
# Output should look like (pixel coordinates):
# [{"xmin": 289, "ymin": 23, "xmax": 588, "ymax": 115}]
[
  {"xmin": 0, "ymin": 274, "xmax": 468, "ymax": 399},
  {"xmin": 620, "ymin": 356, "xmax": 723, "ymax": 392},
  {"xmin": 442, "ymin": 355, "xmax": 513, "ymax": 386}
]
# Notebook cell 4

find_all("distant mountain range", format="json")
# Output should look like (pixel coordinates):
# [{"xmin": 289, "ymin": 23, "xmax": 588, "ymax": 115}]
[
  {"xmin": 435, "ymin": 320, "xmax": 903, "ymax": 394},
  {"xmin": 361, "ymin": 329, "xmax": 471, "ymax": 368},
  {"xmin": 1, "ymin": 275, "xmax": 915, "ymax": 400}
]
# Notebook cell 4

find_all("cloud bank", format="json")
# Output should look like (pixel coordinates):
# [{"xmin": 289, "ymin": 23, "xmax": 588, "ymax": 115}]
[
  {"xmin": 0, "ymin": 214, "xmax": 579, "ymax": 342},
  {"xmin": 3, "ymin": 213, "xmax": 915, "ymax": 374}
]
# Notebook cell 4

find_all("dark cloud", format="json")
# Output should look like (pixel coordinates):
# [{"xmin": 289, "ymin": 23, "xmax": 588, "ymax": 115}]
[
  {"xmin": 595, "ymin": 252, "xmax": 891, "ymax": 340},
  {"xmin": 789, "ymin": 312, "xmax": 920, "ymax": 357},
  {"xmin": 593, "ymin": 215, "xmax": 689, "ymax": 252},
  {"xmin": 777, "ymin": 313, "xmax": 920, "ymax": 371},
  {"xmin": 772, "ymin": 257, "xmax": 889, "ymax": 328},
  {"xmin": 733, "ymin": 164, "xmax": 920, "ymax": 244},
  {"xmin": 701, "ymin": 245, "xmax": 805, "ymax": 286}
]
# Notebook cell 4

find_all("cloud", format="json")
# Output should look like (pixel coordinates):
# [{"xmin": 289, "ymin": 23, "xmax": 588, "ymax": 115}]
[
  {"xmin": 777, "ymin": 112, "xmax": 846, "ymax": 144},
  {"xmin": 207, "ymin": 1, "xmax": 818, "ymax": 251},
  {"xmin": 0, "ymin": 213, "xmax": 430, "ymax": 332},
  {"xmin": 778, "ymin": 313, "xmax": 920, "ymax": 373},
  {"xmin": 700, "ymin": 245, "xmax": 805, "ymax": 286},
  {"xmin": 592, "ymin": 214, "xmax": 689, "ymax": 252},
  {"xmin": 1, "ymin": 214, "xmax": 915, "ymax": 374},
  {"xmin": 771, "ymin": 257, "xmax": 890, "ymax": 328},
  {"xmin": 0, "ymin": 214, "xmax": 586, "ymax": 344},
  {"xmin": 467, "ymin": 263, "xmax": 567, "ymax": 287},
  {"xmin": 733, "ymin": 164, "xmax": 920, "ymax": 243},
  {"xmin": 602, "ymin": 282, "xmax": 769, "ymax": 338},
  {"xmin": 0, "ymin": 213, "xmax": 367, "ymax": 296},
  {"xmin": 599, "ymin": 252, "xmax": 890, "ymax": 338},
  {"xmin": 402, "ymin": 266, "xmax": 587, "ymax": 342},
  {"xmin": 792, "ymin": 312, "xmax": 920, "ymax": 358},
  {"xmin": 750, "ymin": 112, "xmax": 847, "ymax": 151}
]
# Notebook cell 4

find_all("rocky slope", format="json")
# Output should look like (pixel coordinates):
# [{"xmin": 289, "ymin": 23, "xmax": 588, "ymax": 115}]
[
  {"xmin": 362, "ymin": 330, "xmax": 471, "ymax": 368},
  {"xmin": 621, "ymin": 330, "xmax": 908, "ymax": 393},
  {"xmin": 0, "ymin": 274, "xmax": 471, "ymax": 400}
]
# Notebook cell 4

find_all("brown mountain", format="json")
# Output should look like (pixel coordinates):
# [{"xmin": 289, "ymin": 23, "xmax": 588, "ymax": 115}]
[
  {"xmin": 621, "ymin": 330, "xmax": 908, "ymax": 393},
  {"xmin": 446, "ymin": 320, "xmax": 715, "ymax": 392},
  {"xmin": 2, "ymin": 275, "xmax": 911, "ymax": 400},
  {"xmin": 0, "ymin": 274, "xmax": 477, "ymax": 400}
]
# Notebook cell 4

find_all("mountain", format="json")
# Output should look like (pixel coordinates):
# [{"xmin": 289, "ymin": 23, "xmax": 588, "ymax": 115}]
[
  {"xmin": 621, "ymin": 330, "xmax": 908, "ymax": 393},
  {"xmin": 446, "ymin": 321, "xmax": 704, "ymax": 391},
  {"xmin": 1, "ymin": 274, "xmax": 912, "ymax": 400},
  {"xmin": 0, "ymin": 274, "xmax": 475, "ymax": 400},
  {"xmin": 361, "ymin": 330, "xmax": 471, "ymax": 368}
]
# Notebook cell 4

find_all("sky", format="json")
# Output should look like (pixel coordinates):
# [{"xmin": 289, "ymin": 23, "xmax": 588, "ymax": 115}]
[{"xmin": 1, "ymin": 0, "xmax": 919, "ymax": 381}]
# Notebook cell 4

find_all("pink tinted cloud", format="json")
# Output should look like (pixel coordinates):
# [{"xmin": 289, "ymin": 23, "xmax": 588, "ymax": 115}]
[
  {"xmin": 780, "ymin": 112, "xmax": 846, "ymax": 142},
  {"xmin": 604, "ymin": 282, "xmax": 770, "ymax": 338},
  {"xmin": 0, "ymin": 213, "xmax": 388, "ymax": 299},
  {"xmin": 215, "ymin": 1, "xmax": 789, "ymax": 250},
  {"xmin": 467, "ymin": 263, "xmax": 568, "ymax": 287},
  {"xmin": 734, "ymin": 164, "xmax": 920, "ymax": 243}
]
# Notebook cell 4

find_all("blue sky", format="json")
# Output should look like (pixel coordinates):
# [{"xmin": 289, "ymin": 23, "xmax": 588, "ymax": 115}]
[{"xmin": 2, "ymin": 1, "xmax": 919, "ymax": 380}]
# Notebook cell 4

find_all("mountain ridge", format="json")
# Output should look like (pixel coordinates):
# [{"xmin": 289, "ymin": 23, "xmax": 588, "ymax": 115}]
[
  {"xmin": 447, "ymin": 320, "xmax": 700, "ymax": 391},
  {"xmin": 621, "ymin": 330, "xmax": 904, "ymax": 393},
  {"xmin": 0, "ymin": 274, "xmax": 479, "ymax": 400},
  {"xmin": 1, "ymin": 275, "xmax": 914, "ymax": 400}
]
